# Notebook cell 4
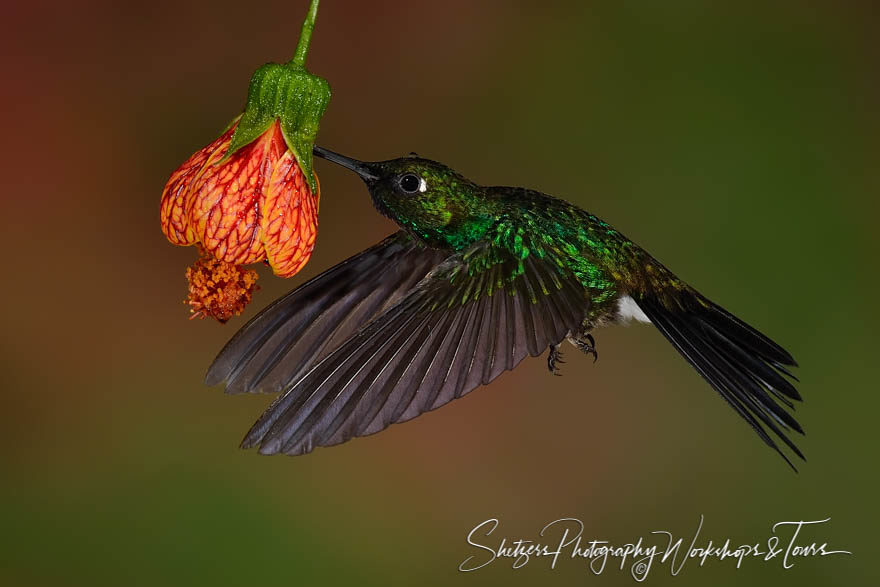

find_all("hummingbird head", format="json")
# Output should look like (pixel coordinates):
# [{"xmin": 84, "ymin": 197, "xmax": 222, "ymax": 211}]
[{"xmin": 314, "ymin": 146, "xmax": 494, "ymax": 249}]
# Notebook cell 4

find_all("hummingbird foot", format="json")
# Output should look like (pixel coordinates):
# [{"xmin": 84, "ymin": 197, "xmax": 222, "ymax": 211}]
[
  {"xmin": 547, "ymin": 344, "xmax": 565, "ymax": 375},
  {"xmin": 570, "ymin": 333, "xmax": 598, "ymax": 363}
]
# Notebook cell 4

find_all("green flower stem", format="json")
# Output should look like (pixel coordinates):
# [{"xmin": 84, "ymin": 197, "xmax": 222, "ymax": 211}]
[
  {"xmin": 291, "ymin": 0, "xmax": 320, "ymax": 68},
  {"xmin": 224, "ymin": 0, "xmax": 329, "ymax": 192}
]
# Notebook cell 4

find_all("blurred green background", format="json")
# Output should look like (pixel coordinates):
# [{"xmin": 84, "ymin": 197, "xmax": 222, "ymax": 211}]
[{"xmin": 1, "ymin": 0, "xmax": 875, "ymax": 585}]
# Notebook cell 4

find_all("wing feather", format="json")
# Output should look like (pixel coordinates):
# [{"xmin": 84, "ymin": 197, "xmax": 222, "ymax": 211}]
[
  {"xmin": 243, "ymin": 246, "xmax": 590, "ymax": 455},
  {"xmin": 206, "ymin": 231, "xmax": 447, "ymax": 395}
]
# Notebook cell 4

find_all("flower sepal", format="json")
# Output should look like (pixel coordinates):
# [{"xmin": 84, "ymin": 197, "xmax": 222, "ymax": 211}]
[{"xmin": 223, "ymin": 62, "xmax": 330, "ymax": 193}]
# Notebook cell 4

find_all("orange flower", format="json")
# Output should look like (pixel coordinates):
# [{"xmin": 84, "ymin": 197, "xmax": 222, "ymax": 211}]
[
  {"xmin": 160, "ymin": 120, "xmax": 319, "ymax": 278},
  {"xmin": 160, "ymin": 0, "xmax": 329, "ymax": 322}
]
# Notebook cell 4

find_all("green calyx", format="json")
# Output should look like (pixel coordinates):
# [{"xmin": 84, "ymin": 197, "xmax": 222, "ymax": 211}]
[
  {"xmin": 224, "ymin": 63, "xmax": 330, "ymax": 192},
  {"xmin": 221, "ymin": 0, "xmax": 329, "ymax": 193}
]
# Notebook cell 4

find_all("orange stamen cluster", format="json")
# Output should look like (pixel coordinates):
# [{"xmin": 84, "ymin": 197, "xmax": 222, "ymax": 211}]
[{"xmin": 185, "ymin": 252, "xmax": 260, "ymax": 323}]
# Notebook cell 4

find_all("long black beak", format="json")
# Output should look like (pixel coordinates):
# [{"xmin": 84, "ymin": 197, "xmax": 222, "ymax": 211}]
[{"xmin": 313, "ymin": 146, "xmax": 379, "ymax": 182}]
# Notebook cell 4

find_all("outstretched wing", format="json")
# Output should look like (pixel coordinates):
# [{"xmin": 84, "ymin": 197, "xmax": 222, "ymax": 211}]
[
  {"xmin": 206, "ymin": 231, "xmax": 449, "ymax": 395},
  {"xmin": 243, "ymin": 244, "xmax": 591, "ymax": 455}
]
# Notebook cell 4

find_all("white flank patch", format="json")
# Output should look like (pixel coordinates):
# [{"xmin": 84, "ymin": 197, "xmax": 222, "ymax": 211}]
[{"xmin": 617, "ymin": 295, "xmax": 651, "ymax": 323}]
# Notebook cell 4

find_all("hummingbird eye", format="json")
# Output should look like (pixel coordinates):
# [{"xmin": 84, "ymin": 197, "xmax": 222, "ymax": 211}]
[{"xmin": 398, "ymin": 173, "xmax": 425, "ymax": 194}]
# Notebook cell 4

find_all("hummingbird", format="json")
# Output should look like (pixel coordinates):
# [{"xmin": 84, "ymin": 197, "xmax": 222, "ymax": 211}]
[{"xmin": 207, "ymin": 146, "xmax": 804, "ymax": 468}]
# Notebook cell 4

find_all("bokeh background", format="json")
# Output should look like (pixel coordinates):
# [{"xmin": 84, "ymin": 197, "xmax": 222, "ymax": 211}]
[{"xmin": 1, "ymin": 0, "xmax": 876, "ymax": 585}]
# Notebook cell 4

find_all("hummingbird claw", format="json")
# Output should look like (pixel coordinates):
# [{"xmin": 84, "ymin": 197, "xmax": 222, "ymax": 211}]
[
  {"xmin": 572, "ymin": 333, "xmax": 598, "ymax": 363},
  {"xmin": 548, "ymin": 344, "xmax": 564, "ymax": 375}
]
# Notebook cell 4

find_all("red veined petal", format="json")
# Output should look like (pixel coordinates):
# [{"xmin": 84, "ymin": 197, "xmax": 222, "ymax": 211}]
[
  {"xmin": 261, "ymin": 151, "xmax": 319, "ymax": 278},
  {"xmin": 160, "ymin": 123, "xmax": 237, "ymax": 245},
  {"xmin": 189, "ymin": 121, "xmax": 287, "ymax": 265}
]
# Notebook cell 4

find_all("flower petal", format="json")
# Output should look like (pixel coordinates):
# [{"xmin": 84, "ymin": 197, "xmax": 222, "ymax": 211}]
[
  {"xmin": 261, "ymin": 151, "xmax": 319, "ymax": 278},
  {"xmin": 160, "ymin": 124, "xmax": 236, "ymax": 245},
  {"xmin": 189, "ymin": 122, "xmax": 286, "ymax": 265}
]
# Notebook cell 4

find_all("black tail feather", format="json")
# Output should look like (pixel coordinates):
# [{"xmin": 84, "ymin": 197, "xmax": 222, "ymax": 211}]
[{"xmin": 636, "ymin": 292, "xmax": 804, "ymax": 470}]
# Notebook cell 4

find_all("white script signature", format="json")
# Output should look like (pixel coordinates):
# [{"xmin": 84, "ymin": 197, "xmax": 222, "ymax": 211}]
[{"xmin": 459, "ymin": 516, "xmax": 851, "ymax": 580}]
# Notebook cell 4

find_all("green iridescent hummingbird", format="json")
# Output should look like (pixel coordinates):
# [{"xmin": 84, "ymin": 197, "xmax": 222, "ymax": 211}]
[{"xmin": 207, "ymin": 147, "xmax": 804, "ymax": 468}]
